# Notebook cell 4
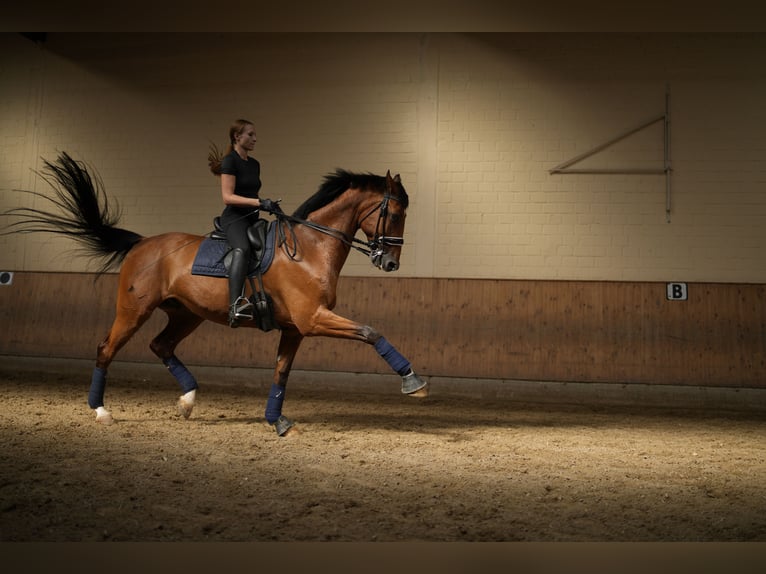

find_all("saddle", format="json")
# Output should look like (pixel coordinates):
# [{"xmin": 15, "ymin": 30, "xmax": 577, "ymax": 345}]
[
  {"xmin": 210, "ymin": 217, "xmax": 267, "ymax": 267},
  {"xmin": 192, "ymin": 217, "xmax": 278, "ymax": 332}
]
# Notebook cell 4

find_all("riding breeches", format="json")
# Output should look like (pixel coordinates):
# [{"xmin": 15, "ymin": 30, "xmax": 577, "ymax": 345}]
[{"xmin": 220, "ymin": 208, "xmax": 259, "ymax": 255}]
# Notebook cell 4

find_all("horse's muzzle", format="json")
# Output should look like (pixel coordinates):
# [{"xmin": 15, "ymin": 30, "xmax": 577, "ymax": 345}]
[
  {"xmin": 372, "ymin": 249, "xmax": 400, "ymax": 272},
  {"xmin": 382, "ymin": 258, "xmax": 399, "ymax": 272}
]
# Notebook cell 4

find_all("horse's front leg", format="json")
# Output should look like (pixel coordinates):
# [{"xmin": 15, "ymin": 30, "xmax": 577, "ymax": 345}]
[
  {"xmin": 369, "ymin": 329, "xmax": 429, "ymax": 397},
  {"xmin": 266, "ymin": 328, "xmax": 304, "ymax": 436},
  {"xmin": 306, "ymin": 308, "xmax": 429, "ymax": 397}
]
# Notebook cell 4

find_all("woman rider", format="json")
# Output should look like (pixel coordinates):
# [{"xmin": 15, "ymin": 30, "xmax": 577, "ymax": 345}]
[{"xmin": 208, "ymin": 119, "xmax": 278, "ymax": 327}]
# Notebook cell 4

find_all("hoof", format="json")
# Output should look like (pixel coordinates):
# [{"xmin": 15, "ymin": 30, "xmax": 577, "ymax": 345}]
[
  {"xmin": 272, "ymin": 415, "xmax": 295, "ymax": 437},
  {"xmin": 95, "ymin": 407, "xmax": 115, "ymax": 426},
  {"xmin": 407, "ymin": 383, "xmax": 430, "ymax": 398},
  {"xmin": 401, "ymin": 372, "xmax": 428, "ymax": 395},
  {"xmin": 177, "ymin": 397, "xmax": 194, "ymax": 419}
]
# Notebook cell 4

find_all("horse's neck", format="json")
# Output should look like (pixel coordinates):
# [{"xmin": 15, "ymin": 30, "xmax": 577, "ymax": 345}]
[{"xmin": 294, "ymin": 194, "xmax": 363, "ymax": 267}]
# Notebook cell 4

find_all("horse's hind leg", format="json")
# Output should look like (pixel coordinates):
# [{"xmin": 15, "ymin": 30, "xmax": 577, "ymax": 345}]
[
  {"xmin": 149, "ymin": 306, "xmax": 204, "ymax": 419},
  {"xmin": 90, "ymin": 308, "xmax": 155, "ymax": 425}
]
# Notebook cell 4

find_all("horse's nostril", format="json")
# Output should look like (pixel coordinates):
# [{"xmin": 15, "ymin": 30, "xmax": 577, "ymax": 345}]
[{"xmin": 385, "ymin": 260, "xmax": 399, "ymax": 272}]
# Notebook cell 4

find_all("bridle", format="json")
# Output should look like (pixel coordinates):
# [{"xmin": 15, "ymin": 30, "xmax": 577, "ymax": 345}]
[
  {"xmin": 274, "ymin": 189, "xmax": 405, "ymax": 267},
  {"xmin": 356, "ymin": 192, "xmax": 405, "ymax": 267}
]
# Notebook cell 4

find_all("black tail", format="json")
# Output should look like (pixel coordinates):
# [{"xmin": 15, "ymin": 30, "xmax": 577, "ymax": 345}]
[{"xmin": 1, "ymin": 152, "xmax": 143, "ymax": 274}]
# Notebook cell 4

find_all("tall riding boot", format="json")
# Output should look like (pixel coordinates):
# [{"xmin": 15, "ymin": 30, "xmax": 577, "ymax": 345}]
[{"xmin": 228, "ymin": 247, "xmax": 254, "ymax": 328}]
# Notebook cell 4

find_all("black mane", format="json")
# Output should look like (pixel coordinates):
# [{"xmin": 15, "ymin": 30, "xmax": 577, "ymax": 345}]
[{"xmin": 292, "ymin": 169, "xmax": 408, "ymax": 219}]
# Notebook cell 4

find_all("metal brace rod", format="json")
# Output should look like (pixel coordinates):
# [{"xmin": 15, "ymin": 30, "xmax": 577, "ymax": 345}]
[{"xmin": 549, "ymin": 113, "xmax": 666, "ymax": 174}]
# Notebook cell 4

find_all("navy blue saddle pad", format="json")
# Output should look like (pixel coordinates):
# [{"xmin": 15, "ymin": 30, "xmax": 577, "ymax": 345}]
[{"xmin": 191, "ymin": 220, "xmax": 277, "ymax": 278}]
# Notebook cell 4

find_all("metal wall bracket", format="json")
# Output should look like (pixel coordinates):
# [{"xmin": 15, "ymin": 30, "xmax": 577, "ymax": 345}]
[{"xmin": 549, "ymin": 86, "xmax": 672, "ymax": 222}]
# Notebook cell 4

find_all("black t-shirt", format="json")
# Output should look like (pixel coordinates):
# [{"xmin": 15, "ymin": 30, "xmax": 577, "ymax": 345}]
[{"xmin": 220, "ymin": 150, "xmax": 262, "ymax": 199}]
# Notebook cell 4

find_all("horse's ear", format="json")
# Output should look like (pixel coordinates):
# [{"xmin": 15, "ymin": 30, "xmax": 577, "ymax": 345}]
[{"xmin": 385, "ymin": 170, "xmax": 401, "ymax": 184}]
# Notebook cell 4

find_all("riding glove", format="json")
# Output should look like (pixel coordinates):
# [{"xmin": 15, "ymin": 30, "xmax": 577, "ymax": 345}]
[{"xmin": 259, "ymin": 198, "xmax": 282, "ymax": 214}]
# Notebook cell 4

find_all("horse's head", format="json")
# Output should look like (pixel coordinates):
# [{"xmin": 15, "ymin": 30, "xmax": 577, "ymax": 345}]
[
  {"xmin": 292, "ymin": 169, "xmax": 409, "ymax": 271},
  {"xmin": 359, "ymin": 170, "xmax": 407, "ymax": 272}
]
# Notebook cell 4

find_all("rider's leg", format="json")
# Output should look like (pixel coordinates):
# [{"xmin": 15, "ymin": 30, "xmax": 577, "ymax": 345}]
[
  {"xmin": 223, "ymin": 217, "xmax": 254, "ymax": 328},
  {"xmin": 228, "ymin": 247, "xmax": 253, "ymax": 327}
]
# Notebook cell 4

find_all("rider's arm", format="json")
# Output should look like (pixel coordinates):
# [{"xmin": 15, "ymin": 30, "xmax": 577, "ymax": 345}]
[{"xmin": 221, "ymin": 174, "xmax": 263, "ymax": 209}]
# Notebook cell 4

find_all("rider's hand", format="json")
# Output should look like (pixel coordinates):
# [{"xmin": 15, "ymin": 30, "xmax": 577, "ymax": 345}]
[{"xmin": 259, "ymin": 198, "xmax": 282, "ymax": 214}]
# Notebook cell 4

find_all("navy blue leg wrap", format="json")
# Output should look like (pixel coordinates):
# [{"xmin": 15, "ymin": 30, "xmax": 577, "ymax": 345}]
[
  {"xmin": 89, "ymin": 367, "xmax": 107, "ymax": 409},
  {"xmin": 264, "ymin": 383, "xmax": 286, "ymax": 424},
  {"xmin": 163, "ymin": 356, "xmax": 199, "ymax": 394},
  {"xmin": 374, "ymin": 336, "xmax": 412, "ymax": 377}
]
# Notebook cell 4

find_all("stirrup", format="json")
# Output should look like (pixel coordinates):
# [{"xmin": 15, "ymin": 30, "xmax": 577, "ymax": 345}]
[
  {"xmin": 232, "ymin": 296, "xmax": 254, "ymax": 318},
  {"xmin": 229, "ymin": 297, "xmax": 254, "ymax": 327}
]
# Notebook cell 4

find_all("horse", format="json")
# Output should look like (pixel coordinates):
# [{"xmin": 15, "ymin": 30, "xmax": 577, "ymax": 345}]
[{"xmin": 2, "ymin": 152, "xmax": 429, "ymax": 436}]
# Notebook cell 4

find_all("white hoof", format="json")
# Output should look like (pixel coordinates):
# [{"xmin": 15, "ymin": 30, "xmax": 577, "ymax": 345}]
[
  {"xmin": 95, "ymin": 406, "xmax": 115, "ymax": 425},
  {"xmin": 177, "ymin": 389, "xmax": 196, "ymax": 419}
]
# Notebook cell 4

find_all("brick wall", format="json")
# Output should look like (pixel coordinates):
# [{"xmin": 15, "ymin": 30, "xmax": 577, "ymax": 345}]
[{"xmin": 2, "ymin": 32, "xmax": 765, "ymax": 283}]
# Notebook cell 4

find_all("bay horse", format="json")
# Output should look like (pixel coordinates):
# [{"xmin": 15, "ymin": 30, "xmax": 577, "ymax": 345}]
[{"xmin": 3, "ymin": 152, "xmax": 428, "ymax": 436}]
